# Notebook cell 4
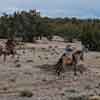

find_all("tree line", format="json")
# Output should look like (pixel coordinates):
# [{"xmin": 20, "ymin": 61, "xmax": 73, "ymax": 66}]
[{"xmin": 0, "ymin": 9, "xmax": 100, "ymax": 51}]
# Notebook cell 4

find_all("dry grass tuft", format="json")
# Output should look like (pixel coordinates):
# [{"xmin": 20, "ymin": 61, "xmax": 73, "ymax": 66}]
[
  {"xmin": 26, "ymin": 59, "xmax": 33, "ymax": 63},
  {"xmin": 15, "ymin": 64, "xmax": 21, "ymax": 68},
  {"xmin": 19, "ymin": 90, "xmax": 33, "ymax": 97},
  {"xmin": 48, "ymin": 46, "xmax": 52, "ymax": 48}
]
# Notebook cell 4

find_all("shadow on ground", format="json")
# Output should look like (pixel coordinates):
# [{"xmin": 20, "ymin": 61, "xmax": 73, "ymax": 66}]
[{"xmin": 35, "ymin": 63, "xmax": 87, "ymax": 75}]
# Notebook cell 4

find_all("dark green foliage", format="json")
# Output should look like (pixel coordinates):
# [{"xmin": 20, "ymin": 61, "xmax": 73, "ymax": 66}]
[{"xmin": 0, "ymin": 10, "xmax": 100, "ymax": 51}]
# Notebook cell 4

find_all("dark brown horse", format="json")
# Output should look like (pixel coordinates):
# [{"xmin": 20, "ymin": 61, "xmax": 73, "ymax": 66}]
[{"xmin": 0, "ymin": 40, "xmax": 17, "ymax": 62}]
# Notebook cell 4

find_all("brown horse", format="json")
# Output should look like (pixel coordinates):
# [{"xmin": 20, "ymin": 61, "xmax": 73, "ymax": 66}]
[
  {"xmin": 55, "ymin": 50, "xmax": 84, "ymax": 76},
  {"xmin": 0, "ymin": 40, "xmax": 17, "ymax": 62},
  {"xmin": 72, "ymin": 50, "xmax": 84, "ymax": 75}
]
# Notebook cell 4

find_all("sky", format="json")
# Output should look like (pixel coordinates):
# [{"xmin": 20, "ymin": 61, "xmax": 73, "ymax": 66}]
[{"xmin": 0, "ymin": 0, "xmax": 100, "ymax": 18}]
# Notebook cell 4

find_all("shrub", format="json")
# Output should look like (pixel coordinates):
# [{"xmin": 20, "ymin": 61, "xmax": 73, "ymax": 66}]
[{"xmin": 19, "ymin": 90, "xmax": 33, "ymax": 97}]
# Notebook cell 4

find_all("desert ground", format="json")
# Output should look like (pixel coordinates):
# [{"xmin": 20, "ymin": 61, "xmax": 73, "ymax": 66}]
[{"xmin": 0, "ymin": 40, "xmax": 100, "ymax": 100}]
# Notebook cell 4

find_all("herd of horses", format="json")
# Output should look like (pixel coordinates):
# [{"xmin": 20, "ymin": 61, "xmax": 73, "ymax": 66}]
[{"xmin": 0, "ymin": 39, "xmax": 85, "ymax": 76}]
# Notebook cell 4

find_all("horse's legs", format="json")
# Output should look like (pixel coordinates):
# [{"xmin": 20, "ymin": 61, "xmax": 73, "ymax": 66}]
[
  {"xmin": 11, "ymin": 49, "xmax": 18, "ymax": 60},
  {"xmin": 56, "ymin": 64, "xmax": 62, "ymax": 76},
  {"xmin": 55, "ymin": 57, "xmax": 63, "ymax": 76},
  {"xmin": 62, "ymin": 63, "xmax": 66, "ymax": 72},
  {"xmin": 73, "ymin": 53, "xmax": 83, "ymax": 76},
  {"xmin": 11, "ymin": 52, "xmax": 15, "ymax": 59},
  {"xmin": 57, "ymin": 67, "xmax": 61, "ymax": 76},
  {"xmin": 72, "ymin": 55, "xmax": 77, "ymax": 76},
  {"xmin": 73, "ymin": 63, "xmax": 77, "ymax": 76},
  {"xmin": 3, "ymin": 53, "xmax": 7, "ymax": 62}
]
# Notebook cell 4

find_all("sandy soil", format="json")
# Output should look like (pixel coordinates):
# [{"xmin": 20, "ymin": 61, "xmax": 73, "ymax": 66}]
[{"xmin": 0, "ymin": 41, "xmax": 100, "ymax": 100}]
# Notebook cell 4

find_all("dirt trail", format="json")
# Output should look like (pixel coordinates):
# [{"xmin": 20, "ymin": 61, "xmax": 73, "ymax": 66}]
[{"xmin": 0, "ymin": 42, "xmax": 100, "ymax": 100}]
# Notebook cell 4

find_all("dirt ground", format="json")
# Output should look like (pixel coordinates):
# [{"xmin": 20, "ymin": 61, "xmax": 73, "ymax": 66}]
[{"xmin": 0, "ymin": 41, "xmax": 100, "ymax": 100}]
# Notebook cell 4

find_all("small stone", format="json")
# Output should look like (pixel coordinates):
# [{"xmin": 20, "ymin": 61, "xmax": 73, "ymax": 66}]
[
  {"xmin": 19, "ymin": 90, "xmax": 33, "ymax": 97},
  {"xmin": 15, "ymin": 64, "xmax": 21, "ymax": 68}
]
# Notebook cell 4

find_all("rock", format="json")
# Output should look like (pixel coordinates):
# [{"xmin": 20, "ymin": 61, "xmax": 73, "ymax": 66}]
[
  {"xmin": 26, "ymin": 59, "xmax": 33, "ymax": 63},
  {"xmin": 19, "ymin": 90, "xmax": 33, "ymax": 97},
  {"xmin": 88, "ymin": 96, "xmax": 100, "ymax": 100},
  {"xmin": 15, "ymin": 64, "xmax": 21, "ymax": 68},
  {"xmin": 68, "ymin": 95, "xmax": 87, "ymax": 100}
]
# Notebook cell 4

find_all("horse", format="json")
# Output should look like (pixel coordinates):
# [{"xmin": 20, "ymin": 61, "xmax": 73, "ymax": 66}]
[
  {"xmin": 72, "ymin": 50, "xmax": 84, "ymax": 75},
  {"xmin": 0, "ymin": 40, "xmax": 18, "ymax": 62},
  {"xmin": 55, "ymin": 50, "xmax": 84, "ymax": 76}
]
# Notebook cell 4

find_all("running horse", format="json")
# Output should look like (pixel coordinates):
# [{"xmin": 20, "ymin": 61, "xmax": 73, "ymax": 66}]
[
  {"xmin": 55, "ymin": 49, "xmax": 84, "ymax": 76},
  {"xmin": 0, "ymin": 39, "xmax": 17, "ymax": 62}
]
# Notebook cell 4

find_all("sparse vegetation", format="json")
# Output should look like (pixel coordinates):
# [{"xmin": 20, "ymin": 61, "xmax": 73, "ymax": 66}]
[
  {"xmin": 2, "ymin": 87, "xmax": 8, "ymax": 91},
  {"xmin": 15, "ymin": 63, "xmax": 21, "ymax": 68},
  {"xmin": 95, "ymin": 56, "xmax": 100, "ymax": 59},
  {"xmin": 9, "ymin": 78, "xmax": 16, "ymax": 82},
  {"xmin": 0, "ymin": 9, "xmax": 100, "ymax": 51},
  {"xmin": 26, "ymin": 59, "xmax": 33, "ymax": 63},
  {"xmin": 65, "ymin": 89, "xmax": 77, "ymax": 93},
  {"xmin": 68, "ymin": 95, "xmax": 88, "ymax": 100},
  {"xmin": 14, "ymin": 59, "xmax": 19, "ymax": 63},
  {"xmin": 45, "ymin": 56, "xmax": 48, "ymax": 60},
  {"xmin": 88, "ymin": 96, "xmax": 100, "ymax": 100},
  {"xmin": 0, "ymin": 42, "xmax": 100, "ymax": 99},
  {"xmin": 84, "ymin": 85, "xmax": 92, "ymax": 90},
  {"xmin": 19, "ymin": 90, "xmax": 33, "ymax": 97}
]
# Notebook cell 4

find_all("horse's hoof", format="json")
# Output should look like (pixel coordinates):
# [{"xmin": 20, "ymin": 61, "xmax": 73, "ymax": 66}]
[
  {"xmin": 74, "ymin": 73, "xmax": 77, "ymax": 76},
  {"xmin": 57, "ymin": 72, "xmax": 61, "ymax": 76},
  {"xmin": 80, "ymin": 71, "xmax": 83, "ymax": 74}
]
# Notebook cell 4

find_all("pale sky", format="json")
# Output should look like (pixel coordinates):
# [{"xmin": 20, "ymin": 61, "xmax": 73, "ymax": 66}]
[{"xmin": 0, "ymin": 0, "xmax": 100, "ymax": 18}]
